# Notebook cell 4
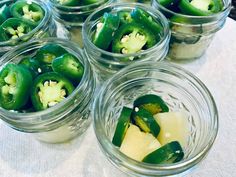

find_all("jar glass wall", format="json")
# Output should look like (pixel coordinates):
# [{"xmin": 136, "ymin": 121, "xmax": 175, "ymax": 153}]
[
  {"xmin": 117, "ymin": 0, "xmax": 151, "ymax": 6},
  {"xmin": 0, "ymin": 0, "xmax": 57, "ymax": 57},
  {"xmin": 151, "ymin": 0, "xmax": 231, "ymax": 61},
  {"xmin": 0, "ymin": 38, "xmax": 95, "ymax": 144},
  {"xmin": 83, "ymin": 3, "xmax": 170, "ymax": 83},
  {"xmin": 49, "ymin": 0, "xmax": 114, "ymax": 47},
  {"xmin": 93, "ymin": 61, "xmax": 218, "ymax": 176}
]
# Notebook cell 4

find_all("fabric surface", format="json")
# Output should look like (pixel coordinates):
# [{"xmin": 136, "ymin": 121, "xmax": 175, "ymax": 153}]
[
  {"xmin": 0, "ymin": 18, "xmax": 236, "ymax": 177},
  {"xmin": 229, "ymin": 0, "xmax": 236, "ymax": 20}
]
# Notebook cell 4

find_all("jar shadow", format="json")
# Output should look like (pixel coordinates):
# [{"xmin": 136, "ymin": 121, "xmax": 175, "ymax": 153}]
[
  {"xmin": 81, "ymin": 131, "xmax": 127, "ymax": 177},
  {"xmin": 166, "ymin": 53, "xmax": 208, "ymax": 74},
  {"xmin": 0, "ymin": 122, "xmax": 87, "ymax": 174}
]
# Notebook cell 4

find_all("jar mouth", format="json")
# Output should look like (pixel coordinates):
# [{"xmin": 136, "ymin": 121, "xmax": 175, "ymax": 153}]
[
  {"xmin": 0, "ymin": 38, "xmax": 92, "ymax": 131},
  {"xmin": 82, "ymin": 3, "xmax": 170, "ymax": 64},
  {"xmin": 93, "ymin": 61, "xmax": 218, "ymax": 175},
  {"xmin": 151, "ymin": 0, "xmax": 231, "ymax": 23},
  {"xmin": 49, "ymin": 0, "xmax": 112, "ymax": 10},
  {"xmin": 0, "ymin": 0, "xmax": 51, "ymax": 46}
]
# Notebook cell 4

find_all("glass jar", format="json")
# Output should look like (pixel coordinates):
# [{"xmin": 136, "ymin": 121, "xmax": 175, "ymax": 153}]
[
  {"xmin": 117, "ymin": 0, "xmax": 151, "ymax": 6},
  {"xmin": 83, "ymin": 3, "xmax": 170, "ymax": 83},
  {"xmin": 0, "ymin": 0, "xmax": 57, "ymax": 57},
  {"xmin": 151, "ymin": 0, "xmax": 231, "ymax": 61},
  {"xmin": 0, "ymin": 38, "xmax": 96, "ymax": 144},
  {"xmin": 93, "ymin": 61, "xmax": 218, "ymax": 176},
  {"xmin": 49, "ymin": 0, "xmax": 114, "ymax": 47}
]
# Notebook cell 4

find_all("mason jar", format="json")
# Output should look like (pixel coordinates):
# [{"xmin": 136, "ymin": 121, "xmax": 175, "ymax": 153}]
[
  {"xmin": 117, "ymin": 0, "xmax": 151, "ymax": 6},
  {"xmin": 0, "ymin": 38, "xmax": 95, "ymax": 144},
  {"xmin": 49, "ymin": 0, "xmax": 114, "ymax": 47},
  {"xmin": 151, "ymin": 0, "xmax": 231, "ymax": 61},
  {"xmin": 83, "ymin": 3, "xmax": 170, "ymax": 83},
  {"xmin": 93, "ymin": 61, "xmax": 218, "ymax": 176},
  {"xmin": 0, "ymin": 0, "xmax": 57, "ymax": 57}
]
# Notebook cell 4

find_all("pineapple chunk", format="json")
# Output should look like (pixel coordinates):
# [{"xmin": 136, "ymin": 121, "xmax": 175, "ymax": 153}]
[
  {"xmin": 154, "ymin": 111, "xmax": 189, "ymax": 147},
  {"xmin": 120, "ymin": 124, "xmax": 161, "ymax": 161},
  {"xmin": 190, "ymin": 0, "xmax": 212, "ymax": 11}
]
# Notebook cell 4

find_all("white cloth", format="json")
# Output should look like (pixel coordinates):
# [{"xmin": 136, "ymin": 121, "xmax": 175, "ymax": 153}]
[{"xmin": 0, "ymin": 18, "xmax": 236, "ymax": 177}]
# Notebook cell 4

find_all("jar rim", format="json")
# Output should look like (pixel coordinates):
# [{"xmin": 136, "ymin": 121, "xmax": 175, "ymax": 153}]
[
  {"xmin": 0, "ymin": 38, "xmax": 93, "ymax": 131},
  {"xmin": 151, "ymin": 0, "xmax": 231, "ymax": 22},
  {"xmin": 82, "ymin": 3, "xmax": 170, "ymax": 63},
  {"xmin": 49, "ymin": 0, "xmax": 113, "ymax": 10},
  {"xmin": 0, "ymin": 0, "xmax": 52, "ymax": 46},
  {"xmin": 93, "ymin": 61, "xmax": 218, "ymax": 175}
]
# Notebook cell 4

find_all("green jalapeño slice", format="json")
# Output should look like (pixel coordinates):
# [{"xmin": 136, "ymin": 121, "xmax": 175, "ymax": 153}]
[
  {"xmin": 19, "ymin": 57, "xmax": 41, "ymax": 78},
  {"xmin": 158, "ymin": 0, "xmax": 180, "ymax": 7},
  {"xmin": 0, "ymin": 18, "xmax": 34, "ymax": 42},
  {"xmin": 112, "ymin": 22, "xmax": 156, "ymax": 54},
  {"xmin": 131, "ymin": 8, "xmax": 163, "ymax": 37},
  {"xmin": 112, "ymin": 107, "xmax": 132, "ymax": 147},
  {"xmin": 10, "ymin": 1, "xmax": 45, "ymax": 25},
  {"xmin": 56, "ymin": 0, "xmax": 80, "ymax": 6},
  {"xmin": 0, "ymin": 63, "xmax": 33, "ymax": 110},
  {"xmin": 93, "ymin": 12, "xmax": 120, "ymax": 50},
  {"xmin": 31, "ymin": 72, "xmax": 75, "ymax": 111},
  {"xmin": 117, "ymin": 10, "xmax": 133, "ymax": 25},
  {"xmin": 35, "ymin": 44, "xmax": 68, "ymax": 65},
  {"xmin": 56, "ymin": 0, "xmax": 103, "ymax": 6},
  {"xmin": 35, "ymin": 44, "xmax": 68, "ymax": 73},
  {"xmin": 132, "ymin": 107, "xmax": 160, "ymax": 137},
  {"xmin": 52, "ymin": 53, "xmax": 84, "ymax": 84},
  {"xmin": 142, "ymin": 141, "xmax": 184, "ymax": 164},
  {"xmin": 82, "ymin": 0, "xmax": 102, "ymax": 5},
  {"xmin": 133, "ymin": 94, "xmax": 169, "ymax": 115},
  {"xmin": 0, "ymin": 4, "xmax": 11, "ymax": 25},
  {"xmin": 179, "ymin": 0, "xmax": 224, "ymax": 16}
]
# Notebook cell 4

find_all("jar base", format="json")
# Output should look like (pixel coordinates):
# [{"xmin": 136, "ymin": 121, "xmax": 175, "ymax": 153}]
[{"xmin": 34, "ymin": 119, "xmax": 91, "ymax": 144}]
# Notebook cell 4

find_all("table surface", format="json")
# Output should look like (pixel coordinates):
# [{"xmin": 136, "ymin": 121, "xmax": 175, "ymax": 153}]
[{"xmin": 0, "ymin": 18, "xmax": 236, "ymax": 177}]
